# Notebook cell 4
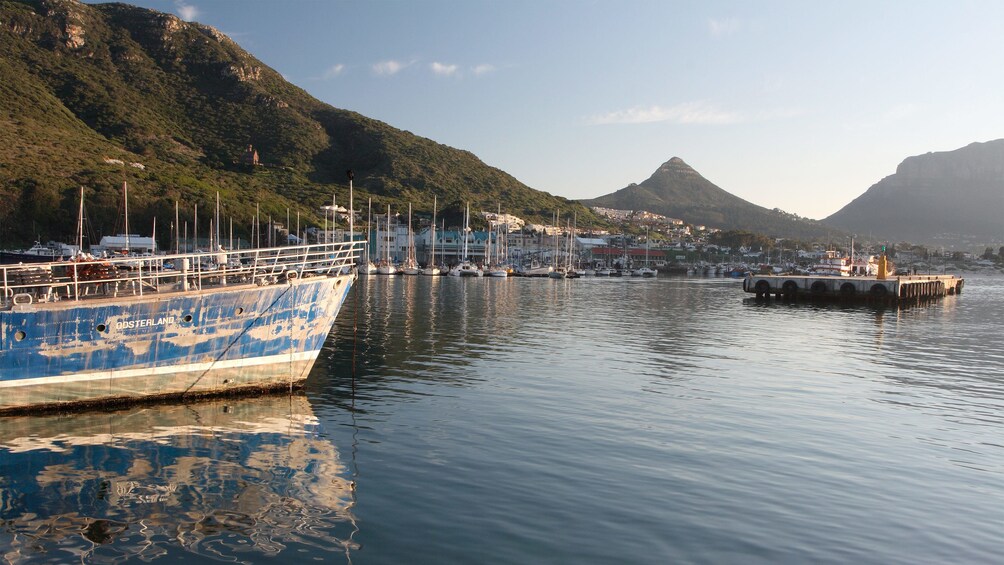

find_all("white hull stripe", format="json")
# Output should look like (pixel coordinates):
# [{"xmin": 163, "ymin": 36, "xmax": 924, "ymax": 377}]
[{"xmin": 0, "ymin": 350, "xmax": 321, "ymax": 389}]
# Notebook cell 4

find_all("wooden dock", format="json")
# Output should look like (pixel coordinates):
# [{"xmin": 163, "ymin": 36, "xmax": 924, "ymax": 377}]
[{"xmin": 742, "ymin": 273, "xmax": 964, "ymax": 303}]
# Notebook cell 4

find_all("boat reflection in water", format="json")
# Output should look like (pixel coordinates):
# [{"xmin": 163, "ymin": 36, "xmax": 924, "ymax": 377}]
[{"xmin": 0, "ymin": 393, "xmax": 357, "ymax": 563}]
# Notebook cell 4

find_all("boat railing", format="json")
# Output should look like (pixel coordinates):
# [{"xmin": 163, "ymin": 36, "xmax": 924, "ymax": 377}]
[{"xmin": 0, "ymin": 240, "xmax": 363, "ymax": 306}]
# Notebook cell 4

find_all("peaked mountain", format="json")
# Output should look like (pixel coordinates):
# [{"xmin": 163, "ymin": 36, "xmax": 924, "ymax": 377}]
[
  {"xmin": 0, "ymin": 0, "xmax": 592, "ymax": 245},
  {"xmin": 825, "ymin": 140, "xmax": 1004, "ymax": 245},
  {"xmin": 580, "ymin": 157, "xmax": 832, "ymax": 239}
]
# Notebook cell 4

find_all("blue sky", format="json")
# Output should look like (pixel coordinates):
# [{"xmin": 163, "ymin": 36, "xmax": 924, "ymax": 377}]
[{"xmin": 110, "ymin": 1, "xmax": 1004, "ymax": 220}]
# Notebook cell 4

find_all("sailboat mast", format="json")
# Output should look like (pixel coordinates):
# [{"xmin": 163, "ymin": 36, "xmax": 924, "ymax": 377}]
[
  {"xmin": 77, "ymin": 186, "xmax": 84, "ymax": 254},
  {"xmin": 347, "ymin": 170, "xmax": 354, "ymax": 247},
  {"xmin": 553, "ymin": 210, "xmax": 560, "ymax": 268},
  {"xmin": 431, "ymin": 195, "xmax": 437, "ymax": 265},
  {"xmin": 463, "ymin": 203, "xmax": 470, "ymax": 261},
  {"xmin": 215, "ymin": 192, "xmax": 221, "ymax": 250},
  {"xmin": 123, "ymin": 181, "xmax": 130, "ymax": 253}
]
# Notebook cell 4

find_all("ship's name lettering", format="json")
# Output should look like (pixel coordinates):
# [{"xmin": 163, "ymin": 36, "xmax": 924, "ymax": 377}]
[{"xmin": 115, "ymin": 316, "xmax": 176, "ymax": 330}]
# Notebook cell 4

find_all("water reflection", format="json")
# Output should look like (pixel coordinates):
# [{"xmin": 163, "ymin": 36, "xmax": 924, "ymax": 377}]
[{"xmin": 0, "ymin": 394, "xmax": 357, "ymax": 564}]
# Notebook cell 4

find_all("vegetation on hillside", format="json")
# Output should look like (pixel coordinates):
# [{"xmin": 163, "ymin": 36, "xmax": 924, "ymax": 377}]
[{"xmin": 0, "ymin": 0, "xmax": 597, "ymax": 248}]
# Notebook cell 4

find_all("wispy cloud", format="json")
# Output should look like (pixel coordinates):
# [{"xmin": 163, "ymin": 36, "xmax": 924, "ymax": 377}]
[
  {"xmin": 587, "ymin": 102, "xmax": 741, "ymax": 126},
  {"xmin": 174, "ymin": 0, "xmax": 198, "ymax": 22},
  {"xmin": 472, "ymin": 63, "xmax": 495, "ymax": 76},
  {"xmin": 430, "ymin": 62, "xmax": 459, "ymax": 77},
  {"xmin": 884, "ymin": 103, "xmax": 922, "ymax": 121},
  {"xmin": 373, "ymin": 60, "xmax": 407, "ymax": 76},
  {"xmin": 322, "ymin": 64, "xmax": 346, "ymax": 79},
  {"xmin": 708, "ymin": 17, "xmax": 741, "ymax": 37}
]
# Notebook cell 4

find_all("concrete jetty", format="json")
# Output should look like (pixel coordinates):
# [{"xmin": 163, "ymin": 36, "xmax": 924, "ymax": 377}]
[{"xmin": 742, "ymin": 272, "xmax": 964, "ymax": 303}]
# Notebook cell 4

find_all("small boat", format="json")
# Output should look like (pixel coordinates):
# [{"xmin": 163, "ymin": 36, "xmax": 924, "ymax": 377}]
[
  {"xmin": 0, "ymin": 241, "xmax": 79, "ymax": 264},
  {"xmin": 450, "ymin": 261, "xmax": 483, "ymax": 277},
  {"xmin": 376, "ymin": 204, "xmax": 398, "ymax": 275},
  {"xmin": 519, "ymin": 263, "xmax": 553, "ymax": 277},
  {"xmin": 401, "ymin": 204, "xmax": 420, "ymax": 275},
  {"xmin": 449, "ymin": 203, "xmax": 483, "ymax": 277},
  {"xmin": 422, "ymin": 197, "xmax": 442, "ymax": 276}
]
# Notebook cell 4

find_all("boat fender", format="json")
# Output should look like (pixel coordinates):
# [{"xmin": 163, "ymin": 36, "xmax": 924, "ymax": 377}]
[
  {"xmin": 810, "ymin": 281, "xmax": 827, "ymax": 294},
  {"xmin": 754, "ymin": 280, "xmax": 770, "ymax": 294},
  {"xmin": 870, "ymin": 283, "xmax": 887, "ymax": 297},
  {"xmin": 781, "ymin": 280, "xmax": 799, "ymax": 295},
  {"xmin": 840, "ymin": 282, "xmax": 856, "ymax": 295}
]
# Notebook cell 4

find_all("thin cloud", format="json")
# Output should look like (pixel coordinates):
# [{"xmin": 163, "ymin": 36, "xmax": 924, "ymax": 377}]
[
  {"xmin": 587, "ymin": 102, "xmax": 741, "ymax": 126},
  {"xmin": 884, "ymin": 103, "xmax": 922, "ymax": 121},
  {"xmin": 708, "ymin": 17, "xmax": 741, "ymax": 37},
  {"xmin": 174, "ymin": 0, "xmax": 198, "ymax": 21},
  {"xmin": 430, "ymin": 62, "xmax": 459, "ymax": 77},
  {"xmin": 373, "ymin": 60, "xmax": 407, "ymax": 76},
  {"xmin": 322, "ymin": 64, "xmax": 346, "ymax": 79},
  {"xmin": 472, "ymin": 64, "xmax": 495, "ymax": 76}
]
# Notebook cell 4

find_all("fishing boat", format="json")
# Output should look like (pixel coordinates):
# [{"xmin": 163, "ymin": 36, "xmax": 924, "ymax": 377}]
[{"xmin": 0, "ymin": 239, "xmax": 360, "ymax": 414}]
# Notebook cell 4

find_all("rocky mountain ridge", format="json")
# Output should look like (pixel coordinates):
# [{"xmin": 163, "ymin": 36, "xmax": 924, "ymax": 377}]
[
  {"xmin": 580, "ymin": 157, "xmax": 831, "ymax": 240},
  {"xmin": 825, "ymin": 140, "xmax": 1004, "ymax": 245}
]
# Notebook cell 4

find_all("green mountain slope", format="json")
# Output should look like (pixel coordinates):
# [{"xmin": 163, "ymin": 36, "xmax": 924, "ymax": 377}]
[
  {"xmin": 824, "ymin": 140, "xmax": 1004, "ymax": 245},
  {"xmin": 580, "ymin": 157, "xmax": 834, "ymax": 239},
  {"xmin": 0, "ymin": 0, "xmax": 592, "ymax": 245}
]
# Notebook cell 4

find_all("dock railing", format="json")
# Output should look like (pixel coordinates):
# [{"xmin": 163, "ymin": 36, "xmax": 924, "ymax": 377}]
[{"xmin": 0, "ymin": 240, "xmax": 363, "ymax": 307}]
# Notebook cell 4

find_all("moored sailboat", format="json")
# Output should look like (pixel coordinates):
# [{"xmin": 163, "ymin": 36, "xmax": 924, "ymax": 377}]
[
  {"xmin": 449, "ymin": 203, "xmax": 482, "ymax": 277},
  {"xmin": 421, "ymin": 196, "xmax": 442, "ymax": 276}
]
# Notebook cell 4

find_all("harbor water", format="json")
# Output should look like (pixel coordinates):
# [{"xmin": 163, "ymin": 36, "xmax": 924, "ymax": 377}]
[{"xmin": 1, "ymin": 274, "xmax": 1002, "ymax": 564}]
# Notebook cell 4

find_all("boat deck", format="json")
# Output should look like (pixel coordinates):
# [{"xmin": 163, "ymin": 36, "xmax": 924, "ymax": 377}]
[{"xmin": 1, "ymin": 242, "xmax": 359, "ymax": 310}]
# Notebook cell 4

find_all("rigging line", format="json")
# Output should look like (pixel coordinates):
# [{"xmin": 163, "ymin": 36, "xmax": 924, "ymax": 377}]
[{"xmin": 181, "ymin": 282, "xmax": 294, "ymax": 395}]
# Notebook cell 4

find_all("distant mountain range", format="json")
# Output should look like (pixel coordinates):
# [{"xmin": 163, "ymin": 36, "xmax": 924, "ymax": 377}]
[
  {"xmin": 824, "ymin": 140, "xmax": 1004, "ymax": 245},
  {"xmin": 582, "ymin": 143, "xmax": 1004, "ymax": 246},
  {"xmin": 579, "ymin": 157, "xmax": 833, "ymax": 240}
]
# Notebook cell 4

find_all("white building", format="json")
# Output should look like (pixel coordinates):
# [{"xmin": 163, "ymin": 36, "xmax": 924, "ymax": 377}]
[{"xmin": 92, "ymin": 234, "xmax": 157, "ymax": 256}]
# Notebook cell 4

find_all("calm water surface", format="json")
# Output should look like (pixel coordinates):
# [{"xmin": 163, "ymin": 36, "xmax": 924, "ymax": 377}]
[{"xmin": 1, "ymin": 274, "xmax": 1003, "ymax": 564}]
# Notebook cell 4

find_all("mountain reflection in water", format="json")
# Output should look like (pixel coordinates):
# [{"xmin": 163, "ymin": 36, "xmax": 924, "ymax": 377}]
[{"xmin": 0, "ymin": 394, "xmax": 357, "ymax": 563}]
